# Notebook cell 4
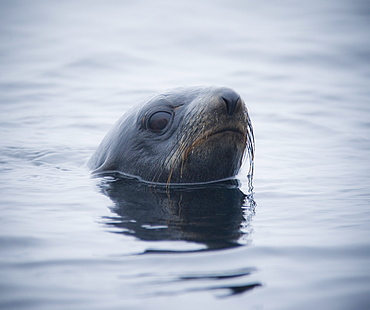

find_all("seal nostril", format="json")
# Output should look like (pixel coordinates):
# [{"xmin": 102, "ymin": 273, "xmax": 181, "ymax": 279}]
[{"xmin": 221, "ymin": 92, "xmax": 240, "ymax": 116}]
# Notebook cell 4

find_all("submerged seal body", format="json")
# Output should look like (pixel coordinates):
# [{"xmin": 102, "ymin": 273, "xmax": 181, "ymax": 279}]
[{"xmin": 88, "ymin": 86, "xmax": 254, "ymax": 184}]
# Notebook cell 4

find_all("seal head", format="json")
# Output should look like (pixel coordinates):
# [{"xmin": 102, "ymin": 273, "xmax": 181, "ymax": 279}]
[{"xmin": 88, "ymin": 86, "xmax": 254, "ymax": 184}]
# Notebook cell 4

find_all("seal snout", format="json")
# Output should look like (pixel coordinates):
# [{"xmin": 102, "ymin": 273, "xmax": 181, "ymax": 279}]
[{"xmin": 221, "ymin": 90, "xmax": 241, "ymax": 116}]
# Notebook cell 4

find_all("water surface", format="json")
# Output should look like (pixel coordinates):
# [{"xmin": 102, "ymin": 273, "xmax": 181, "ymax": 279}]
[{"xmin": 1, "ymin": 1, "xmax": 370, "ymax": 309}]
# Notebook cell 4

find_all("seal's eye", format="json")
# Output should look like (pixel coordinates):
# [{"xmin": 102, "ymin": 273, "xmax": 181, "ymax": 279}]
[{"xmin": 147, "ymin": 111, "xmax": 172, "ymax": 133}]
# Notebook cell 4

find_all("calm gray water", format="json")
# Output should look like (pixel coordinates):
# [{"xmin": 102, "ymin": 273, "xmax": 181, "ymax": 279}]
[{"xmin": 1, "ymin": 0, "xmax": 370, "ymax": 309}]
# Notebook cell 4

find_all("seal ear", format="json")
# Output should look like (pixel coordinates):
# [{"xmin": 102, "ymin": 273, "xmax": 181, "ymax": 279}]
[{"xmin": 146, "ymin": 111, "xmax": 173, "ymax": 133}]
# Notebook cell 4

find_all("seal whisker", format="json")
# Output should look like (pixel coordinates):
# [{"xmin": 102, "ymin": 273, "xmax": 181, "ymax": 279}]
[{"xmin": 245, "ymin": 112, "xmax": 255, "ymax": 177}]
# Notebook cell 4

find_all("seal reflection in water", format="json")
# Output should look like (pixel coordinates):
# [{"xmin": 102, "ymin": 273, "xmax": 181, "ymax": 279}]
[
  {"xmin": 88, "ymin": 86, "xmax": 254, "ymax": 184},
  {"xmin": 101, "ymin": 176, "xmax": 255, "ymax": 251}
]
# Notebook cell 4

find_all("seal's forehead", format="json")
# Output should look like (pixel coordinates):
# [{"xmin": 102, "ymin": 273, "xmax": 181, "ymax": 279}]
[{"xmin": 147, "ymin": 86, "xmax": 237, "ymax": 108}]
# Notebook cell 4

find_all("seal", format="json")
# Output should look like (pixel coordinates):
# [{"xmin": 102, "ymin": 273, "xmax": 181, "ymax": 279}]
[{"xmin": 88, "ymin": 86, "xmax": 254, "ymax": 184}]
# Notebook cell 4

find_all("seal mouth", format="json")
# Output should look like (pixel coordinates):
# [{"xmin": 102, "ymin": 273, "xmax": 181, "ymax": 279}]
[
  {"xmin": 208, "ymin": 128, "xmax": 246, "ymax": 138},
  {"xmin": 197, "ymin": 127, "xmax": 246, "ymax": 143},
  {"xmin": 183, "ymin": 126, "xmax": 247, "ymax": 157}
]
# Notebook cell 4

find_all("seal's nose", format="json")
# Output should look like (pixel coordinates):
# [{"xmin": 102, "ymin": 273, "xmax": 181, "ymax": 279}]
[{"xmin": 221, "ymin": 91, "xmax": 241, "ymax": 116}]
